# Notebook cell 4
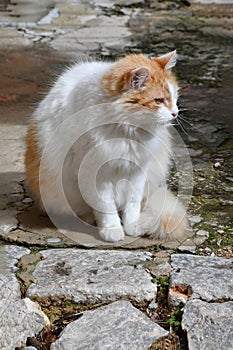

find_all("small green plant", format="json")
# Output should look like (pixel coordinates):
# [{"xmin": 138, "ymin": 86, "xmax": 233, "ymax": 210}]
[
  {"xmin": 151, "ymin": 276, "xmax": 170, "ymax": 306},
  {"xmin": 151, "ymin": 276, "xmax": 169, "ymax": 291},
  {"xmin": 151, "ymin": 277, "xmax": 158, "ymax": 283},
  {"xmin": 166, "ymin": 308, "xmax": 182, "ymax": 331},
  {"xmin": 158, "ymin": 277, "xmax": 169, "ymax": 291},
  {"xmin": 167, "ymin": 314, "xmax": 181, "ymax": 327}
]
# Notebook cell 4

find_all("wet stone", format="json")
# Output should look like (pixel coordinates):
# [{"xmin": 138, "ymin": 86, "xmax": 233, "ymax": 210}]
[
  {"xmin": 27, "ymin": 249, "xmax": 156, "ymax": 303},
  {"xmin": 52, "ymin": 300, "xmax": 168, "ymax": 350},
  {"xmin": 170, "ymin": 254, "xmax": 233, "ymax": 304},
  {"xmin": 182, "ymin": 299, "xmax": 233, "ymax": 350}
]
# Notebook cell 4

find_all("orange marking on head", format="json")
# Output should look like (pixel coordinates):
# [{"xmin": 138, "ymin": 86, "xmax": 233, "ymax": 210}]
[{"xmin": 102, "ymin": 53, "xmax": 178, "ymax": 113}]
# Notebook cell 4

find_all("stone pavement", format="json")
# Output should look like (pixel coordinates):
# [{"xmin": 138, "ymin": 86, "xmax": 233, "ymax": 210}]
[{"xmin": 0, "ymin": 0, "xmax": 233, "ymax": 349}]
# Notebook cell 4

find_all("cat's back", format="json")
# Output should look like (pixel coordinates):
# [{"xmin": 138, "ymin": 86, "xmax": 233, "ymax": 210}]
[
  {"xmin": 58, "ymin": 60, "xmax": 112, "ymax": 96},
  {"xmin": 36, "ymin": 60, "xmax": 113, "ymax": 119}
]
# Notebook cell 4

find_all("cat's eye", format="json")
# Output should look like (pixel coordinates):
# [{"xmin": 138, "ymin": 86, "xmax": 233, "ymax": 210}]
[{"xmin": 154, "ymin": 98, "xmax": 164, "ymax": 105}]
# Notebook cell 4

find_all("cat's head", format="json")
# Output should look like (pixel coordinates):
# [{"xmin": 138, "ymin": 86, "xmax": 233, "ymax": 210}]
[{"xmin": 103, "ymin": 51, "xmax": 179, "ymax": 124}]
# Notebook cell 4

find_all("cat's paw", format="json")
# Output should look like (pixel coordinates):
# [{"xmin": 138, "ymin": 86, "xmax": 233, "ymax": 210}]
[
  {"xmin": 124, "ymin": 221, "xmax": 148, "ymax": 237},
  {"xmin": 99, "ymin": 226, "xmax": 125, "ymax": 242}
]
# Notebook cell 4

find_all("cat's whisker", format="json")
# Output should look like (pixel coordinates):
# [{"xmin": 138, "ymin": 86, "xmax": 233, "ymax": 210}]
[
  {"xmin": 177, "ymin": 102, "xmax": 200, "ymax": 112},
  {"xmin": 178, "ymin": 114, "xmax": 194, "ymax": 127},
  {"xmin": 180, "ymin": 107, "xmax": 200, "ymax": 113},
  {"xmin": 176, "ymin": 118, "xmax": 190, "ymax": 136},
  {"xmin": 178, "ymin": 108, "xmax": 189, "ymax": 112},
  {"xmin": 179, "ymin": 114, "xmax": 207, "ymax": 134}
]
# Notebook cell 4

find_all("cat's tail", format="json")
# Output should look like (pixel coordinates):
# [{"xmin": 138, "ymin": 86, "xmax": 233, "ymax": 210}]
[{"xmin": 140, "ymin": 186, "xmax": 191, "ymax": 242}]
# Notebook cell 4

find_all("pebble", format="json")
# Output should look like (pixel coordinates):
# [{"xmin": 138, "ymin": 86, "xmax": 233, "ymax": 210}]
[
  {"xmin": 189, "ymin": 215, "xmax": 202, "ymax": 225},
  {"xmin": 22, "ymin": 197, "xmax": 33, "ymax": 204},
  {"xmin": 204, "ymin": 247, "xmax": 212, "ymax": 253},
  {"xmin": 46, "ymin": 237, "xmax": 62, "ymax": 244},
  {"xmin": 148, "ymin": 301, "xmax": 159, "ymax": 310},
  {"xmin": 196, "ymin": 230, "xmax": 209, "ymax": 237},
  {"xmin": 214, "ymin": 161, "xmax": 221, "ymax": 169},
  {"xmin": 217, "ymin": 229, "xmax": 224, "ymax": 234}
]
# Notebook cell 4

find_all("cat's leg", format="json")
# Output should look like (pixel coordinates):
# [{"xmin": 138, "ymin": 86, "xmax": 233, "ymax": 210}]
[
  {"xmin": 122, "ymin": 174, "xmax": 146, "ymax": 237},
  {"xmin": 95, "ymin": 210, "xmax": 125, "ymax": 242},
  {"xmin": 93, "ymin": 184, "xmax": 125, "ymax": 242}
]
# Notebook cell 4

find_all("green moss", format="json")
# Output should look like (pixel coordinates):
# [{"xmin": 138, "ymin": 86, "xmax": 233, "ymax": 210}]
[{"xmin": 16, "ymin": 252, "xmax": 43, "ymax": 297}]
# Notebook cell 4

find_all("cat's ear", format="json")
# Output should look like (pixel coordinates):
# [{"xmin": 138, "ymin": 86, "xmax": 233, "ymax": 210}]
[
  {"xmin": 153, "ymin": 50, "xmax": 177, "ymax": 70},
  {"xmin": 130, "ymin": 67, "xmax": 149, "ymax": 90}
]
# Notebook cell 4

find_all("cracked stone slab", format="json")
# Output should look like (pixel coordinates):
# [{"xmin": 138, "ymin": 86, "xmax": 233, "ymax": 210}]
[
  {"xmin": 0, "ymin": 209, "xmax": 18, "ymax": 234},
  {"xmin": 27, "ymin": 249, "xmax": 156, "ymax": 303},
  {"xmin": 0, "ymin": 244, "xmax": 29, "ymax": 272},
  {"xmin": 169, "ymin": 254, "xmax": 233, "ymax": 305},
  {"xmin": 0, "ymin": 245, "xmax": 30, "ymax": 301},
  {"xmin": 52, "ymin": 300, "xmax": 168, "ymax": 350},
  {"xmin": 0, "ymin": 297, "xmax": 50, "ymax": 350},
  {"xmin": 7, "ymin": 206, "xmax": 188, "ymax": 249},
  {"xmin": 50, "ymin": 14, "xmax": 131, "ymax": 55},
  {"xmin": 0, "ymin": 245, "xmax": 49, "ymax": 350},
  {"xmin": 182, "ymin": 299, "xmax": 233, "ymax": 350}
]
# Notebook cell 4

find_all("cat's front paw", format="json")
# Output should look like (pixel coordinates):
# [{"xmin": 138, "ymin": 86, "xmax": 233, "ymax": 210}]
[{"xmin": 99, "ymin": 226, "xmax": 125, "ymax": 242}]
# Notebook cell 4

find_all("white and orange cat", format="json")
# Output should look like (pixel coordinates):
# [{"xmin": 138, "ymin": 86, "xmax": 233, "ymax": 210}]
[{"xmin": 25, "ymin": 51, "xmax": 188, "ymax": 242}]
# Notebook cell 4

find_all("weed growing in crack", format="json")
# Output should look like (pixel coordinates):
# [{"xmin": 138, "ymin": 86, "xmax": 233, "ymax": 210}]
[{"xmin": 150, "ymin": 276, "xmax": 188, "ymax": 349}]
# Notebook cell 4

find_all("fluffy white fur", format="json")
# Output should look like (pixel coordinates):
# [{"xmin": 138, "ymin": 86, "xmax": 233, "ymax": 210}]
[{"xmin": 32, "ymin": 57, "xmax": 187, "ymax": 242}]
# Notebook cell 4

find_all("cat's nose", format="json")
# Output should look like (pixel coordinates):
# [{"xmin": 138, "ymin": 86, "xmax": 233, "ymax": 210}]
[{"xmin": 171, "ymin": 107, "xmax": 178, "ymax": 118}]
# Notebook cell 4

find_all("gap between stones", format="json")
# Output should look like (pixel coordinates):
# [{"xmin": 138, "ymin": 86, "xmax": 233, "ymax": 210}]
[{"xmin": 15, "ymin": 249, "xmax": 189, "ymax": 350}]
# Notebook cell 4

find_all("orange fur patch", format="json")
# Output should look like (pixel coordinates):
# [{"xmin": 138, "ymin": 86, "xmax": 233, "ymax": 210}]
[
  {"xmin": 102, "ymin": 54, "xmax": 178, "ymax": 112},
  {"xmin": 25, "ymin": 124, "xmax": 41, "ymax": 201}
]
